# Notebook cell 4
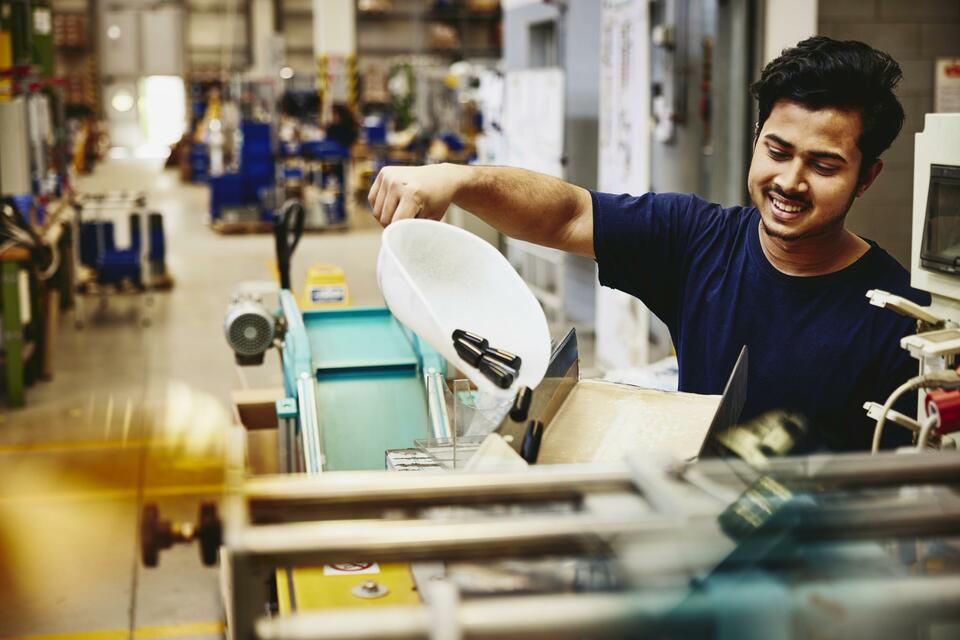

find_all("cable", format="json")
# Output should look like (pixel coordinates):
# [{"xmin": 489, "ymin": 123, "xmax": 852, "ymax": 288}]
[
  {"xmin": 38, "ymin": 240, "xmax": 60, "ymax": 280},
  {"xmin": 872, "ymin": 378, "xmax": 922, "ymax": 455},
  {"xmin": 917, "ymin": 414, "xmax": 940, "ymax": 452},
  {"xmin": 872, "ymin": 369, "xmax": 960, "ymax": 455}
]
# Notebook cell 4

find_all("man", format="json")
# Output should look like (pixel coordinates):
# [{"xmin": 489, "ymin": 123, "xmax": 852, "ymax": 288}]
[{"xmin": 368, "ymin": 37, "xmax": 929, "ymax": 452}]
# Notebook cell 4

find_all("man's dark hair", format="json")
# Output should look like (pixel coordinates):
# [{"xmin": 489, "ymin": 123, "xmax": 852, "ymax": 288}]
[{"xmin": 751, "ymin": 36, "xmax": 905, "ymax": 179}]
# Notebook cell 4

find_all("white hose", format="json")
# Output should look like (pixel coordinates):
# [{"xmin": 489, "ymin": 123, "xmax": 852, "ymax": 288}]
[
  {"xmin": 872, "ymin": 378, "xmax": 921, "ymax": 455},
  {"xmin": 917, "ymin": 414, "xmax": 940, "ymax": 451}
]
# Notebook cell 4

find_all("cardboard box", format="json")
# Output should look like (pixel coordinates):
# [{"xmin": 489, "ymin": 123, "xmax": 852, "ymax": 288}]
[{"xmin": 232, "ymin": 387, "xmax": 285, "ymax": 431}]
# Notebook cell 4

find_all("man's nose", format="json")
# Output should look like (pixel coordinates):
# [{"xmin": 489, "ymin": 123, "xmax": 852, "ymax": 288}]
[{"xmin": 774, "ymin": 160, "xmax": 808, "ymax": 197}]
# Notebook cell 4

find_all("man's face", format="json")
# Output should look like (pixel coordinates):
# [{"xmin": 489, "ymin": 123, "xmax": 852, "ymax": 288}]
[{"xmin": 747, "ymin": 99, "xmax": 877, "ymax": 242}]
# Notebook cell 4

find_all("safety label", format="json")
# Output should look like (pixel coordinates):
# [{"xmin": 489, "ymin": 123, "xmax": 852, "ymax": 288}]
[{"xmin": 309, "ymin": 285, "xmax": 346, "ymax": 304}]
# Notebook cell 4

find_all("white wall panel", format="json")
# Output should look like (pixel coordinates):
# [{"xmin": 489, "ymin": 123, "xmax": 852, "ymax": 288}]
[
  {"xmin": 187, "ymin": 13, "xmax": 247, "ymax": 50},
  {"xmin": 764, "ymin": 0, "xmax": 817, "ymax": 63},
  {"xmin": 312, "ymin": 0, "xmax": 355, "ymax": 55},
  {"xmin": 100, "ymin": 10, "xmax": 140, "ymax": 75},
  {"xmin": 141, "ymin": 6, "xmax": 184, "ymax": 75}
]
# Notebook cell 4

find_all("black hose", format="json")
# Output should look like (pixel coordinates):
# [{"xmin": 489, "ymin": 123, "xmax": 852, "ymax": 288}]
[{"xmin": 274, "ymin": 199, "xmax": 305, "ymax": 291}]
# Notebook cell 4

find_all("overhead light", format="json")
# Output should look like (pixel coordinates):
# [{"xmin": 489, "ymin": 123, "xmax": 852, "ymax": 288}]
[
  {"xmin": 107, "ymin": 24, "xmax": 121, "ymax": 40},
  {"xmin": 280, "ymin": 66, "xmax": 294, "ymax": 80},
  {"xmin": 111, "ymin": 89, "xmax": 134, "ymax": 113}
]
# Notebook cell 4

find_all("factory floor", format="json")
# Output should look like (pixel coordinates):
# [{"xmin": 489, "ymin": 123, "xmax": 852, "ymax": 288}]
[
  {"xmin": 0, "ymin": 158, "xmax": 390, "ymax": 639},
  {"xmin": 0, "ymin": 158, "xmax": 596, "ymax": 639}
]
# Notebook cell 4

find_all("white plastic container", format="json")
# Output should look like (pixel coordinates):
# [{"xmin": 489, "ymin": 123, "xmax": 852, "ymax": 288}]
[{"xmin": 378, "ymin": 219, "xmax": 551, "ymax": 396}]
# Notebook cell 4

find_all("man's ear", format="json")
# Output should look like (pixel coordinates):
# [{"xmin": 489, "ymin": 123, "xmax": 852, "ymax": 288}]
[
  {"xmin": 856, "ymin": 159, "xmax": 883, "ymax": 197},
  {"xmin": 753, "ymin": 121, "xmax": 760, "ymax": 147}
]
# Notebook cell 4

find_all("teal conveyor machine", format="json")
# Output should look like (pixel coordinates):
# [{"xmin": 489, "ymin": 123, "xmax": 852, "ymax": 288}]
[
  {"xmin": 226, "ymin": 200, "xmax": 449, "ymax": 473},
  {"xmin": 276, "ymin": 290, "xmax": 448, "ymax": 472}
]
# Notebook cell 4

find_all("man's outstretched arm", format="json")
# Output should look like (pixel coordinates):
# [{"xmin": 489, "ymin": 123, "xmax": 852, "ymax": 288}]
[{"xmin": 368, "ymin": 163, "xmax": 595, "ymax": 258}]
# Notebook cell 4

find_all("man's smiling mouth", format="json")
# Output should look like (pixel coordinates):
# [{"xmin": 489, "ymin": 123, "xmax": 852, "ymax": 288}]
[{"xmin": 768, "ymin": 192, "xmax": 809, "ymax": 218}]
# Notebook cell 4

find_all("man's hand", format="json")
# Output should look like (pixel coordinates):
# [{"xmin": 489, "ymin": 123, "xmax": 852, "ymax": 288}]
[{"xmin": 367, "ymin": 164, "xmax": 467, "ymax": 227}]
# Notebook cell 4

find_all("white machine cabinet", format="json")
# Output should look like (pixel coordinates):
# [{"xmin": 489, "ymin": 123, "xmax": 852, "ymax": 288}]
[{"xmin": 911, "ymin": 113, "xmax": 960, "ymax": 320}]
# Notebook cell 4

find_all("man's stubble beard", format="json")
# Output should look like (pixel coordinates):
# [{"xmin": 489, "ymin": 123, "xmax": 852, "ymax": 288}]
[{"xmin": 758, "ymin": 184, "xmax": 859, "ymax": 243}]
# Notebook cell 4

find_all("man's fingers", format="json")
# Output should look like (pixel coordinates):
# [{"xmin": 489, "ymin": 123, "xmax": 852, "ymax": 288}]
[
  {"xmin": 381, "ymin": 192, "xmax": 401, "ymax": 227},
  {"xmin": 389, "ymin": 196, "xmax": 423, "ymax": 225},
  {"xmin": 368, "ymin": 169, "xmax": 384, "ymax": 209},
  {"xmin": 373, "ymin": 181, "xmax": 390, "ymax": 223}
]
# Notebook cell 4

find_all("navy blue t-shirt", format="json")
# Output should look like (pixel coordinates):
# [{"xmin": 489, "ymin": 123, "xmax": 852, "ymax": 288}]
[{"xmin": 592, "ymin": 191, "xmax": 931, "ymax": 452}]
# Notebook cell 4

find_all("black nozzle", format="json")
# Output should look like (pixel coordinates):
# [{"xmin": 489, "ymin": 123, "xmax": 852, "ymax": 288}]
[
  {"xmin": 479, "ymin": 354, "xmax": 515, "ymax": 389},
  {"xmin": 510, "ymin": 386, "xmax": 532, "ymax": 422},
  {"xmin": 483, "ymin": 346, "xmax": 521, "ymax": 371},
  {"xmin": 454, "ymin": 337, "xmax": 484, "ymax": 367},
  {"xmin": 452, "ymin": 329, "xmax": 489, "ymax": 351},
  {"xmin": 520, "ymin": 420, "xmax": 544, "ymax": 463}
]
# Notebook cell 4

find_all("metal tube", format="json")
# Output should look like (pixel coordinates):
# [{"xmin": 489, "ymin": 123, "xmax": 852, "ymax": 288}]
[
  {"xmin": 296, "ymin": 373, "xmax": 323, "ymax": 474},
  {"xmin": 241, "ymin": 451, "xmax": 960, "ymax": 520},
  {"xmin": 244, "ymin": 464, "xmax": 633, "ymax": 514},
  {"xmin": 255, "ymin": 592, "xmax": 674, "ymax": 640},
  {"xmin": 424, "ymin": 368, "xmax": 452, "ymax": 440},
  {"xmin": 707, "ymin": 450, "xmax": 960, "ymax": 487},
  {"xmin": 230, "ymin": 515, "xmax": 686, "ymax": 568}
]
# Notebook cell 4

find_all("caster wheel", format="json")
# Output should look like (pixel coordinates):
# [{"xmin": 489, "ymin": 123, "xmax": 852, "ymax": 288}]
[
  {"xmin": 198, "ymin": 502, "xmax": 222, "ymax": 566},
  {"xmin": 140, "ymin": 503, "xmax": 175, "ymax": 567},
  {"xmin": 141, "ymin": 504, "xmax": 161, "ymax": 567}
]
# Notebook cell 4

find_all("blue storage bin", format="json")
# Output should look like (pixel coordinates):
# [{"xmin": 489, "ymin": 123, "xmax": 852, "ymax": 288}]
[
  {"xmin": 241, "ymin": 139, "xmax": 272, "ymax": 160},
  {"xmin": 209, "ymin": 173, "xmax": 246, "ymax": 220},
  {"xmin": 79, "ymin": 221, "xmax": 116, "ymax": 267},
  {"xmin": 97, "ymin": 250, "xmax": 142, "ymax": 287},
  {"xmin": 241, "ymin": 121, "xmax": 271, "ymax": 142}
]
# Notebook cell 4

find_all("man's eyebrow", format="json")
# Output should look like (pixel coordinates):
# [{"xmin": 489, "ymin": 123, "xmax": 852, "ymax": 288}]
[
  {"xmin": 763, "ymin": 133, "xmax": 847, "ymax": 164},
  {"xmin": 808, "ymin": 149, "xmax": 847, "ymax": 164},
  {"xmin": 764, "ymin": 133, "xmax": 794, "ymax": 149}
]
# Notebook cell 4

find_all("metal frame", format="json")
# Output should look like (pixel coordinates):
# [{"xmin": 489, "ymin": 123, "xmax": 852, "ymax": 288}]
[{"xmin": 219, "ymin": 438, "xmax": 960, "ymax": 639}]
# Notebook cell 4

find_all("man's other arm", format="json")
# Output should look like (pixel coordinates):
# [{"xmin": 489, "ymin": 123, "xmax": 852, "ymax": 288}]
[{"xmin": 367, "ymin": 163, "xmax": 595, "ymax": 258}]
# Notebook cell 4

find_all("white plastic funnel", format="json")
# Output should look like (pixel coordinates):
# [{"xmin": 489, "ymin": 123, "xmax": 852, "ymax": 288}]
[{"xmin": 378, "ymin": 219, "xmax": 551, "ymax": 396}]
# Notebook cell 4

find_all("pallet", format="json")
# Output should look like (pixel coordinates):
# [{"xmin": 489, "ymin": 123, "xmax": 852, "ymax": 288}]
[{"xmin": 210, "ymin": 220, "xmax": 274, "ymax": 235}]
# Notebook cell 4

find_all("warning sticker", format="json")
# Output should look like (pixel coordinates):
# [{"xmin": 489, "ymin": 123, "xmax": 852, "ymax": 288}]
[
  {"xmin": 309, "ymin": 285, "xmax": 346, "ymax": 304},
  {"xmin": 323, "ymin": 562, "xmax": 380, "ymax": 576}
]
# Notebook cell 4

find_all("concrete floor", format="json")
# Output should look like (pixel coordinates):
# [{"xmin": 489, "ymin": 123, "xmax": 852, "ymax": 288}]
[{"xmin": 0, "ymin": 158, "xmax": 389, "ymax": 639}]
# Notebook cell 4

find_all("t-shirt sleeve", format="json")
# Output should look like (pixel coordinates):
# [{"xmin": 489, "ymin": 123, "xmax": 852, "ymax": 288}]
[{"xmin": 592, "ymin": 190, "xmax": 701, "ymax": 323}]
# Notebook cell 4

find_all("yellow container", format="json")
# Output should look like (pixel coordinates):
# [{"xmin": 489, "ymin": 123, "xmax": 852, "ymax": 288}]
[{"xmin": 301, "ymin": 263, "xmax": 351, "ymax": 309}]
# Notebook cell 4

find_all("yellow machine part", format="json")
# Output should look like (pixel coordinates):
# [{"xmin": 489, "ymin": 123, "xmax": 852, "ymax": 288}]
[
  {"xmin": 0, "ymin": 30, "xmax": 11, "ymax": 101},
  {"xmin": 276, "ymin": 563, "xmax": 420, "ymax": 612},
  {"xmin": 300, "ymin": 263, "xmax": 351, "ymax": 310}
]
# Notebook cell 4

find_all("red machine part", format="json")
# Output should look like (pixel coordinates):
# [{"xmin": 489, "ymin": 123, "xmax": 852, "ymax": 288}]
[{"xmin": 925, "ymin": 389, "xmax": 960, "ymax": 435}]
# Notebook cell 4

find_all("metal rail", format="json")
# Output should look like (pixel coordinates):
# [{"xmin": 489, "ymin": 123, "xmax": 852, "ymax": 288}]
[
  {"xmin": 254, "ymin": 575, "xmax": 960, "ymax": 640},
  {"xmin": 296, "ymin": 373, "xmax": 323, "ymax": 474}
]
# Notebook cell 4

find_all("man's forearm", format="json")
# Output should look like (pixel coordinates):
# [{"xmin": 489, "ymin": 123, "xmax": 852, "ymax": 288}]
[{"xmin": 447, "ymin": 164, "xmax": 594, "ymax": 256}]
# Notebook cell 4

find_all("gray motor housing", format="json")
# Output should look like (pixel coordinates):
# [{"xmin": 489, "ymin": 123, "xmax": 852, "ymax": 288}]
[{"xmin": 224, "ymin": 299, "xmax": 276, "ymax": 365}]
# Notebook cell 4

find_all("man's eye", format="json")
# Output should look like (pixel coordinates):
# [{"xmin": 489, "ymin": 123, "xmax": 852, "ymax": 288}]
[
  {"xmin": 813, "ymin": 163, "xmax": 838, "ymax": 175},
  {"xmin": 767, "ymin": 148, "xmax": 789, "ymax": 160}
]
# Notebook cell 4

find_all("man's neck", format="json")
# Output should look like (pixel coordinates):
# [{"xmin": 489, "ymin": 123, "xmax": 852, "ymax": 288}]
[{"xmin": 757, "ymin": 222, "xmax": 870, "ymax": 276}]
